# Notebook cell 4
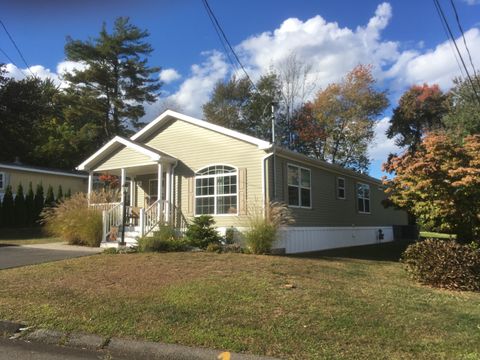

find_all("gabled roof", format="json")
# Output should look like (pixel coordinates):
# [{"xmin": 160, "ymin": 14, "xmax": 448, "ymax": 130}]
[
  {"xmin": 76, "ymin": 136, "xmax": 176, "ymax": 171},
  {"xmin": 0, "ymin": 162, "xmax": 88, "ymax": 178},
  {"xmin": 131, "ymin": 109, "xmax": 272, "ymax": 149}
]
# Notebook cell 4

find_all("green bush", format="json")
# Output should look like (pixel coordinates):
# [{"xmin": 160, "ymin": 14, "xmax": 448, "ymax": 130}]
[
  {"xmin": 245, "ymin": 221, "xmax": 277, "ymax": 254},
  {"xmin": 185, "ymin": 215, "xmax": 221, "ymax": 249},
  {"xmin": 206, "ymin": 242, "xmax": 222, "ymax": 253},
  {"xmin": 224, "ymin": 227, "xmax": 235, "ymax": 244},
  {"xmin": 1, "ymin": 185, "xmax": 14, "ymax": 227},
  {"xmin": 14, "ymin": 184, "xmax": 26, "ymax": 227},
  {"xmin": 402, "ymin": 239, "xmax": 480, "ymax": 292},
  {"xmin": 42, "ymin": 192, "xmax": 103, "ymax": 247},
  {"xmin": 137, "ymin": 225, "xmax": 187, "ymax": 252}
]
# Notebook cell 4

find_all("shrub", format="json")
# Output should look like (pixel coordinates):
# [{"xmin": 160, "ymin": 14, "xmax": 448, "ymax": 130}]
[
  {"xmin": 223, "ymin": 243, "xmax": 243, "ymax": 253},
  {"xmin": 41, "ymin": 192, "xmax": 103, "ymax": 247},
  {"xmin": 245, "ymin": 201, "xmax": 294, "ymax": 254},
  {"xmin": 224, "ymin": 227, "xmax": 235, "ymax": 244},
  {"xmin": 137, "ymin": 225, "xmax": 187, "ymax": 252},
  {"xmin": 1, "ymin": 185, "xmax": 14, "ymax": 227},
  {"xmin": 206, "ymin": 242, "xmax": 222, "ymax": 253},
  {"xmin": 14, "ymin": 184, "xmax": 27, "ymax": 227},
  {"xmin": 34, "ymin": 183, "xmax": 44, "ymax": 223},
  {"xmin": 45, "ymin": 185, "xmax": 55, "ymax": 207},
  {"xmin": 25, "ymin": 182, "xmax": 35, "ymax": 226},
  {"xmin": 185, "ymin": 215, "xmax": 221, "ymax": 249},
  {"xmin": 402, "ymin": 239, "xmax": 480, "ymax": 292}
]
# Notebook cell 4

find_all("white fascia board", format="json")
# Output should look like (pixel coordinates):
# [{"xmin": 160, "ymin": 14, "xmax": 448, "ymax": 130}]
[
  {"xmin": 131, "ymin": 109, "xmax": 272, "ymax": 149},
  {"xmin": 76, "ymin": 136, "xmax": 175, "ymax": 171},
  {"xmin": 0, "ymin": 164, "xmax": 88, "ymax": 179}
]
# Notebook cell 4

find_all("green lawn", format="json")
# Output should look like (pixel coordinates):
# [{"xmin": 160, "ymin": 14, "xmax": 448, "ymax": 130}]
[
  {"xmin": 0, "ymin": 242, "xmax": 478, "ymax": 359},
  {"xmin": 0, "ymin": 227, "xmax": 61, "ymax": 245}
]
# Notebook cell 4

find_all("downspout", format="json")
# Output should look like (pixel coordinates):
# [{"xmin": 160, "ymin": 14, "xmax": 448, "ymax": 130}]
[
  {"xmin": 171, "ymin": 160, "xmax": 179, "ymax": 225},
  {"xmin": 261, "ymin": 152, "xmax": 274, "ymax": 216}
]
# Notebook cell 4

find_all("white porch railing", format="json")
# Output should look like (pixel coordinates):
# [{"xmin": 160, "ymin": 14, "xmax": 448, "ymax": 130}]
[
  {"xmin": 90, "ymin": 202, "xmax": 121, "ymax": 212},
  {"xmin": 140, "ymin": 199, "xmax": 166, "ymax": 237}
]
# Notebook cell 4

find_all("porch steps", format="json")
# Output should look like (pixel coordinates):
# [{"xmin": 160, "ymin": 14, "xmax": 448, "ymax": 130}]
[{"xmin": 100, "ymin": 225, "xmax": 160, "ymax": 248}]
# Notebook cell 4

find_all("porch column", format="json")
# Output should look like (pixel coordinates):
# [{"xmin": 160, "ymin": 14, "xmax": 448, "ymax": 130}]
[
  {"xmin": 157, "ymin": 162, "xmax": 163, "ymax": 222},
  {"xmin": 87, "ymin": 171, "xmax": 93, "ymax": 204},
  {"xmin": 165, "ymin": 164, "xmax": 172, "ymax": 223},
  {"xmin": 120, "ymin": 168, "xmax": 126, "ymax": 204},
  {"xmin": 130, "ymin": 178, "xmax": 135, "ymax": 208}
]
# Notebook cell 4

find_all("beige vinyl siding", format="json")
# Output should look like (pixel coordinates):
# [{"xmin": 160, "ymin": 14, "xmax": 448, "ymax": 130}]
[
  {"xmin": 95, "ymin": 146, "xmax": 154, "ymax": 171},
  {"xmin": 0, "ymin": 168, "xmax": 87, "ymax": 195},
  {"xmin": 145, "ymin": 119, "xmax": 266, "ymax": 227},
  {"xmin": 274, "ymin": 155, "xmax": 408, "ymax": 227}
]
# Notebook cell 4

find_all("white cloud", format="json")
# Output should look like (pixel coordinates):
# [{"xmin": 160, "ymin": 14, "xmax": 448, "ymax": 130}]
[
  {"xmin": 463, "ymin": 0, "xmax": 480, "ymax": 5},
  {"xmin": 386, "ymin": 28, "xmax": 480, "ymax": 89},
  {"xmin": 165, "ymin": 51, "xmax": 229, "ymax": 117},
  {"xmin": 159, "ymin": 68, "xmax": 181, "ymax": 83},
  {"xmin": 369, "ymin": 117, "xmax": 402, "ymax": 162}
]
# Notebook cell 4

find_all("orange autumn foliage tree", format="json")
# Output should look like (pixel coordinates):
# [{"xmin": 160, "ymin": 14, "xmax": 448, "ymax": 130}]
[
  {"xmin": 383, "ymin": 133, "xmax": 480, "ymax": 243},
  {"xmin": 294, "ymin": 64, "xmax": 388, "ymax": 172}
]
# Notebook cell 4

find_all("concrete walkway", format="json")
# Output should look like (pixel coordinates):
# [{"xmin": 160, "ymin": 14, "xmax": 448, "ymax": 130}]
[{"xmin": 0, "ymin": 243, "xmax": 102, "ymax": 270}]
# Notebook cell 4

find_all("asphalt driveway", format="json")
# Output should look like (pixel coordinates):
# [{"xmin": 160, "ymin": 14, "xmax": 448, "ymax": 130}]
[{"xmin": 0, "ymin": 243, "xmax": 102, "ymax": 270}]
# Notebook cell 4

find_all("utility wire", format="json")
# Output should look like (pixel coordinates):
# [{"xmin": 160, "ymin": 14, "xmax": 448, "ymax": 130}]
[
  {"xmin": 201, "ymin": 0, "xmax": 258, "ymax": 92},
  {"xmin": 0, "ymin": 47, "xmax": 27, "ymax": 77},
  {"xmin": 432, "ymin": 0, "xmax": 480, "ymax": 105},
  {"xmin": 0, "ymin": 18, "xmax": 35, "ymax": 77},
  {"xmin": 201, "ymin": 0, "xmax": 241, "ymax": 78},
  {"xmin": 449, "ymin": 0, "xmax": 478, "ymax": 78},
  {"xmin": 432, "ymin": 0, "xmax": 465, "ymax": 78}
]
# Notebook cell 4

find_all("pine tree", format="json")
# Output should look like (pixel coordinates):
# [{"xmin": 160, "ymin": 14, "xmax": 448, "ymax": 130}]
[
  {"xmin": 34, "ymin": 183, "xmax": 45, "ymax": 223},
  {"xmin": 65, "ymin": 188, "xmax": 72, "ymax": 198},
  {"xmin": 14, "ymin": 183, "xmax": 26, "ymax": 227},
  {"xmin": 2, "ymin": 185, "xmax": 14, "ymax": 227},
  {"xmin": 56, "ymin": 185, "xmax": 63, "ymax": 203},
  {"xmin": 25, "ymin": 182, "xmax": 35, "ymax": 226},
  {"xmin": 45, "ymin": 185, "xmax": 55, "ymax": 207},
  {"xmin": 63, "ymin": 17, "xmax": 161, "ymax": 142}
]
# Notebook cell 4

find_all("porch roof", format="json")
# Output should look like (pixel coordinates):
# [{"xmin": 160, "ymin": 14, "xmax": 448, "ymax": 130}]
[{"xmin": 76, "ymin": 136, "xmax": 177, "ymax": 172}]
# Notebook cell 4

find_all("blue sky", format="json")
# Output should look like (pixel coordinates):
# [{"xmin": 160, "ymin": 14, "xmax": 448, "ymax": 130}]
[{"xmin": 2, "ymin": 0, "xmax": 480, "ymax": 177}]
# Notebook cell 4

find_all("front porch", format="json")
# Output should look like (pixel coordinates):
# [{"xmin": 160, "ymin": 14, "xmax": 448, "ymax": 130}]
[{"xmin": 78, "ymin": 136, "xmax": 186, "ymax": 247}]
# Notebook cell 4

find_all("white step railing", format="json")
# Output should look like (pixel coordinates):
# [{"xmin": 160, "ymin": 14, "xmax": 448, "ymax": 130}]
[
  {"xmin": 140, "ymin": 199, "xmax": 167, "ymax": 237},
  {"xmin": 102, "ymin": 202, "xmax": 123, "ymax": 243}
]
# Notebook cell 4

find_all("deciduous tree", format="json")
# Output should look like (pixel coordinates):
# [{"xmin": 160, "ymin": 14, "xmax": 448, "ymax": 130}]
[
  {"xmin": 383, "ymin": 133, "xmax": 480, "ymax": 243},
  {"xmin": 386, "ymin": 84, "xmax": 448, "ymax": 151}
]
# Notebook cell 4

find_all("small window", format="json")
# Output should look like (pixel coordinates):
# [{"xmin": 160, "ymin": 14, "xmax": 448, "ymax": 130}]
[
  {"xmin": 357, "ymin": 183, "xmax": 371, "ymax": 214},
  {"xmin": 287, "ymin": 165, "xmax": 311, "ymax": 208},
  {"xmin": 0, "ymin": 172, "xmax": 4, "ymax": 190},
  {"xmin": 195, "ymin": 165, "xmax": 237, "ymax": 215},
  {"xmin": 337, "ymin": 177, "xmax": 346, "ymax": 199}
]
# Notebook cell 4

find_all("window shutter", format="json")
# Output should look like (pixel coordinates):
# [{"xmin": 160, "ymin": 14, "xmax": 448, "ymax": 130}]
[
  {"xmin": 187, "ymin": 177, "xmax": 194, "ymax": 216},
  {"xmin": 238, "ymin": 168, "xmax": 247, "ymax": 215}
]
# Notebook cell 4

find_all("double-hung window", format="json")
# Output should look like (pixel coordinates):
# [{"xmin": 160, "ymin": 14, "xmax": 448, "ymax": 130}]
[
  {"xmin": 337, "ymin": 177, "xmax": 346, "ymax": 199},
  {"xmin": 357, "ymin": 183, "xmax": 371, "ymax": 213},
  {"xmin": 0, "ymin": 172, "xmax": 4, "ymax": 191},
  {"xmin": 195, "ymin": 165, "xmax": 238, "ymax": 215},
  {"xmin": 287, "ymin": 164, "xmax": 311, "ymax": 208}
]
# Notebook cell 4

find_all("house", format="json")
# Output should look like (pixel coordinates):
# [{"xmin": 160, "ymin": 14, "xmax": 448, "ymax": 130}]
[
  {"xmin": 0, "ymin": 162, "xmax": 88, "ymax": 200},
  {"xmin": 77, "ymin": 110, "xmax": 409, "ymax": 253}
]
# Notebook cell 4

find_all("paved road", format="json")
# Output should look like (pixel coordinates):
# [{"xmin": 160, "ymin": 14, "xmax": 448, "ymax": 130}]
[
  {"xmin": 0, "ymin": 243, "xmax": 102, "ymax": 270},
  {"xmin": 0, "ymin": 337, "xmax": 126, "ymax": 360}
]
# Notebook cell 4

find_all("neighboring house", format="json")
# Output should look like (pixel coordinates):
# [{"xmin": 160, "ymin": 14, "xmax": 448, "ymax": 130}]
[
  {"xmin": 77, "ymin": 110, "xmax": 409, "ymax": 253},
  {"xmin": 0, "ymin": 162, "xmax": 88, "ymax": 200}
]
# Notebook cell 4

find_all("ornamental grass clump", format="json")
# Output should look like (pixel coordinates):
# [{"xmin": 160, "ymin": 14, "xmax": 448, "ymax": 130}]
[
  {"xmin": 41, "ymin": 191, "xmax": 112, "ymax": 247},
  {"xmin": 245, "ymin": 201, "xmax": 294, "ymax": 254},
  {"xmin": 402, "ymin": 238, "xmax": 480, "ymax": 292}
]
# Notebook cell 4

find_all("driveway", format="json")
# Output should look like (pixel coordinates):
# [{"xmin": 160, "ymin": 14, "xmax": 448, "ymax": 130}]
[{"xmin": 0, "ymin": 243, "xmax": 102, "ymax": 270}]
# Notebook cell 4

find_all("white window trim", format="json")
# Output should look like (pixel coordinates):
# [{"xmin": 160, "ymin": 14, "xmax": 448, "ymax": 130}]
[
  {"xmin": 194, "ymin": 165, "xmax": 239, "ymax": 216},
  {"xmin": 357, "ymin": 182, "xmax": 371, "ymax": 214},
  {"xmin": 0, "ymin": 172, "xmax": 4, "ymax": 191},
  {"xmin": 287, "ymin": 163, "xmax": 312, "ymax": 209},
  {"xmin": 337, "ymin": 177, "xmax": 346, "ymax": 200}
]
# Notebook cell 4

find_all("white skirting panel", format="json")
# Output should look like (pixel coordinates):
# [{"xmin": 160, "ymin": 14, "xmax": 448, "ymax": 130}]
[{"xmin": 275, "ymin": 226, "xmax": 394, "ymax": 254}]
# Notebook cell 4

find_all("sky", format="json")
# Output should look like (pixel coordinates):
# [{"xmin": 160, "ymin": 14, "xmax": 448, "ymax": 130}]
[{"xmin": 2, "ymin": 0, "xmax": 480, "ymax": 178}]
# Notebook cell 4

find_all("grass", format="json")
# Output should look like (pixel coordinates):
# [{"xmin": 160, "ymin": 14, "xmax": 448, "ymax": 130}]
[
  {"xmin": 0, "ymin": 227, "xmax": 61, "ymax": 245},
  {"xmin": 419, "ymin": 231, "xmax": 456, "ymax": 239},
  {"xmin": 0, "ymin": 241, "xmax": 479, "ymax": 359}
]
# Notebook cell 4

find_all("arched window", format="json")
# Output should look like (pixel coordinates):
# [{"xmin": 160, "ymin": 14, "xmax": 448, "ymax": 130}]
[{"xmin": 195, "ymin": 165, "xmax": 238, "ymax": 215}]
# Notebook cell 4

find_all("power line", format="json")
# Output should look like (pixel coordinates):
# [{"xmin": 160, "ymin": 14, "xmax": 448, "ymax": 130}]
[
  {"xmin": 432, "ymin": 0, "xmax": 465, "ymax": 78},
  {"xmin": 0, "ymin": 18, "xmax": 35, "ymax": 77},
  {"xmin": 201, "ymin": 0, "xmax": 258, "ymax": 92},
  {"xmin": 449, "ymin": 0, "xmax": 478, "ymax": 78},
  {"xmin": 432, "ymin": 0, "xmax": 480, "ymax": 105},
  {"xmin": 0, "ymin": 47, "xmax": 27, "ymax": 77}
]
